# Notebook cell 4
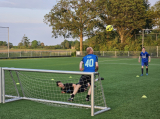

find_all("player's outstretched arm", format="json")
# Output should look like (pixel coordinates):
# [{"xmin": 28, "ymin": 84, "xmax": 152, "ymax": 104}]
[
  {"xmin": 95, "ymin": 62, "xmax": 99, "ymax": 72},
  {"xmin": 149, "ymin": 56, "xmax": 151, "ymax": 62},
  {"xmin": 79, "ymin": 61, "xmax": 84, "ymax": 71},
  {"xmin": 138, "ymin": 56, "xmax": 141, "ymax": 63}
]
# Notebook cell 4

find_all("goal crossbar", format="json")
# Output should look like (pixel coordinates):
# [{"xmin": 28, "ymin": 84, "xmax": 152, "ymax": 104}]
[
  {"xmin": 1, "ymin": 67, "xmax": 99, "ymax": 75},
  {"xmin": 0, "ymin": 67, "xmax": 110, "ymax": 116}
]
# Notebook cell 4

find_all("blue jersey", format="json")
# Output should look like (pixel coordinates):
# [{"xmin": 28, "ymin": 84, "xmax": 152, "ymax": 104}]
[
  {"xmin": 140, "ymin": 52, "xmax": 150, "ymax": 62},
  {"xmin": 81, "ymin": 54, "xmax": 98, "ymax": 72}
]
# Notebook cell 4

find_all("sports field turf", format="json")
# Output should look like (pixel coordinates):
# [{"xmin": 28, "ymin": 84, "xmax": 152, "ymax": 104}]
[{"xmin": 0, "ymin": 57, "xmax": 160, "ymax": 119}]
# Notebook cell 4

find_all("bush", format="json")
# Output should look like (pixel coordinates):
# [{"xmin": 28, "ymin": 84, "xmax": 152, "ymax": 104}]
[{"xmin": 71, "ymin": 51, "xmax": 76, "ymax": 57}]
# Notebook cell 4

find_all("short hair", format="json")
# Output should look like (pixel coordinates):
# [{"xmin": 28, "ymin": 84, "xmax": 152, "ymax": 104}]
[
  {"xmin": 56, "ymin": 81, "xmax": 61, "ymax": 86},
  {"xmin": 86, "ymin": 47, "xmax": 93, "ymax": 54},
  {"xmin": 142, "ymin": 47, "xmax": 145, "ymax": 49}
]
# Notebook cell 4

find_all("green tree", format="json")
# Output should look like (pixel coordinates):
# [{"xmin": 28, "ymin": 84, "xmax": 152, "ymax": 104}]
[
  {"xmin": 0, "ymin": 41, "xmax": 7, "ymax": 46},
  {"xmin": 54, "ymin": 45, "xmax": 62, "ymax": 49},
  {"xmin": 68, "ymin": 41, "xmax": 73, "ymax": 48},
  {"xmin": 98, "ymin": 0, "xmax": 149, "ymax": 43},
  {"xmin": 20, "ymin": 35, "xmax": 30, "ymax": 48},
  {"xmin": 0, "ymin": 41, "xmax": 3, "ymax": 46},
  {"xmin": 31, "ymin": 40, "xmax": 38, "ymax": 48},
  {"xmin": 151, "ymin": 0, "xmax": 160, "ymax": 27},
  {"xmin": 37, "ymin": 41, "xmax": 41, "ymax": 46},
  {"xmin": 18, "ymin": 42, "xmax": 23, "ymax": 47},
  {"xmin": 74, "ymin": 40, "xmax": 80, "ymax": 50},
  {"xmin": 65, "ymin": 41, "xmax": 70, "ymax": 49},
  {"xmin": 61, "ymin": 41, "xmax": 65, "ymax": 49},
  {"xmin": 17, "ymin": 35, "xmax": 30, "ymax": 48},
  {"xmin": 61, "ymin": 39, "xmax": 70, "ymax": 49},
  {"xmin": 44, "ymin": 0, "xmax": 100, "ymax": 51},
  {"xmin": 9, "ymin": 43, "xmax": 13, "ymax": 48},
  {"xmin": 71, "ymin": 42, "xmax": 75, "ymax": 47},
  {"xmin": 2, "ymin": 41, "xmax": 7, "ymax": 46}
]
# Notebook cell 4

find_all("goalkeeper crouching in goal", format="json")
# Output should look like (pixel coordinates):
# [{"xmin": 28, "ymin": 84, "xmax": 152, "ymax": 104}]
[
  {"xmin": 68, "ymin": 47, "xmax": 100, "ymax": 101},
  {"xmin": 56, "ymin": 77, "xmax": 103, "ymax": 94},
  {"xmin": 56, "ymin": 81, "xmax": 91, "ymax": 93}
]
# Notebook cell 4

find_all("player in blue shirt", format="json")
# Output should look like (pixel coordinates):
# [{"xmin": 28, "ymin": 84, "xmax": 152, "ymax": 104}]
[
  {"xmin": 139, "ymin": 47, "xmax": 151, "ymax": 76},
  {"xmin": 68, "ymin": 47, "xmax": 99, "ymax": 101}
]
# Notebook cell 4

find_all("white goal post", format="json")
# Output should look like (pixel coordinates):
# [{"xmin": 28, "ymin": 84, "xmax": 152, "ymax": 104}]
[{"xmin": 0, "ymin": 67, "xmax": 110, "ymax": 116}]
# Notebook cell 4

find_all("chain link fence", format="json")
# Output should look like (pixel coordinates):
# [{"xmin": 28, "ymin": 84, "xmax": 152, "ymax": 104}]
[
  {"xmin": 76, "ymin": 46, "xmax": 160, "ymax": 57},
  {"xmin": 0, "ymin": 51, "xmax": 72, "ymax": 58},
  {"xmin": 0, "ymin": 46, "xmax": 159, "ymax": 58},
  {"xmin": 76, "ymin": 51, "xmax": 141, "ymax": 57},
  {"xmin": 145, "ymin": 46, "xmax": 159, "ymax": 57}
]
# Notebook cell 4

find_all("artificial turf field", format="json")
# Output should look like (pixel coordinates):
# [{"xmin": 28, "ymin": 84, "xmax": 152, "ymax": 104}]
[{"xmin": 0, "ymin": 57, "xmax": 160, "ymax": 119}]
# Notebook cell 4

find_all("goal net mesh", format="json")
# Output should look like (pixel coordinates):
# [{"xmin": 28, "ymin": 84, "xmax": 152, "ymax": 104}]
[
  {"xmin": 4, "ymin": 70, "xmax": 107, "ymax": 110},
  {"xmin": 142, "ymin": 29, "xmax": 160, "ymax": 57}
]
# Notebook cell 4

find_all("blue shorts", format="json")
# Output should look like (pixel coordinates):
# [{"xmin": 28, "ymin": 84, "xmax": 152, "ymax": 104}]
[{"xmin": 141, "ymin": 62, "xmax": 148, "ymax": 66}]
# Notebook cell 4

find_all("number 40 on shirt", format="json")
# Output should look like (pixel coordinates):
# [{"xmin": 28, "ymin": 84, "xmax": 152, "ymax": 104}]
[{"xmin": 85, "ymin": 59, "xmax": 94, "ymax": 67}]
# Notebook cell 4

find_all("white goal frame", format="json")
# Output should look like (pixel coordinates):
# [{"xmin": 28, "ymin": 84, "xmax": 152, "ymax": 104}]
[
  {"xmin": 142, "ymin": 28, "xmax": 160, "ymax": 47},
  {"xmin": 0, "ymin": 67, "xmax": 110, "ymax": 116}
]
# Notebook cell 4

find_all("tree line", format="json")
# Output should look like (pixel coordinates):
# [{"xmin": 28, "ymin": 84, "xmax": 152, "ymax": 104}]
[
  {"xmin": 0, "ymin": 35, "xmax": 82, "ymax": 50},
  {"xmin": 16, "ymin": 35, "xmax": 76, "ymax": 49},
  {"xmin": 44, "ymin": 0, "xmax": 160, "ymax": 51},
  {"xmin": 0, "ymin": 41, "xmax": 13, "ymax": 48},
  {"xmin": 4, "ymin": 34, "xmax": 82, "ymax": 50},
  {"xmin": 2, "ymin": 0, "xmax": 160, "ymax": 51}
]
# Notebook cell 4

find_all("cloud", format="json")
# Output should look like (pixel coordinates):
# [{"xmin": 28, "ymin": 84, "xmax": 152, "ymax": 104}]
[{"xmin": 0, "ymin": 0, "xmax": 57, "ymax": 9}]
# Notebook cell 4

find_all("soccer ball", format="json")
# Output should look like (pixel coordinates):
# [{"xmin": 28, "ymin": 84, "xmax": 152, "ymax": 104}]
[{"xmin": 106, "ymin": 25, "xmax": 113, "ymax": 31}]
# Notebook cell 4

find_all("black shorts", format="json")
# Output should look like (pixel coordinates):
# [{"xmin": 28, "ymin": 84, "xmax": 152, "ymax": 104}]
[{"xmin": 79, "ymin": 75, "xmax": 91, "ymax": 86}]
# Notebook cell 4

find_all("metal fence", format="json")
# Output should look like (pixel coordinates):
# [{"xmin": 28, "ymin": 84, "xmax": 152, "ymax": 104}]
[
  {"xmin": 145, "ymin": 46, "xmax": 159, "ymax": 57},
  {"xmin": 1, "ymin": 46, "xmax": 159, "ymax": 58},
  {"xmin": 76, "ymin": 46, "xmax": 160, "ymax": 57},
  {"xmin": 76, "ymin": 51, "xmax": 142, "ymax": 57},
  {"xmin": 0, "ymin": 51, "xmax": 72, "ymax": 58}
]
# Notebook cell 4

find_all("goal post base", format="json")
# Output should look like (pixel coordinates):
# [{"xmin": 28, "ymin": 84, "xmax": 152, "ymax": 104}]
[
  {"xmin": 5, "ymin": 95, "xmax": 23, "ymax": 103},
  {"xmin": 4, "ymin": 95, "xmax": 111, "ymax": 116},
  {"xmin": 94, "ymin": 107, "xmax": 111, "ymax": 116}
]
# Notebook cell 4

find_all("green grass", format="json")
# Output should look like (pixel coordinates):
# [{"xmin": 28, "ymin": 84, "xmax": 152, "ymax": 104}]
[{"xmin": 0, "ymin": 57, "xmax": 160, "ymax": 119}]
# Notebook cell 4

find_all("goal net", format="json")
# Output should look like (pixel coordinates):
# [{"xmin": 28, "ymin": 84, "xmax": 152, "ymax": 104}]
[
  {"xmin": 0, "ymin": 67, "xmax": 110, "ymax": 116},
  {"xmin": 142, "ymin": 28, "xmax": 160, "ymax": 57}
]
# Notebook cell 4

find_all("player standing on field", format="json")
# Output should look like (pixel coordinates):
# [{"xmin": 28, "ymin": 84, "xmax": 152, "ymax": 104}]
[
  {"xmin": 68, "ymin": 47, "xmax": 99, "ymax": 101},
  {"xmin": 139, "ymin": 47, "xmax": 151, "ymax": 76}
]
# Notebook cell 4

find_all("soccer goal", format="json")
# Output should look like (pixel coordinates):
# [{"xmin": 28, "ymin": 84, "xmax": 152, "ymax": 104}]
[{"xmin": 0, "ymin": 67, "xmax": 110, "ymax": 116}]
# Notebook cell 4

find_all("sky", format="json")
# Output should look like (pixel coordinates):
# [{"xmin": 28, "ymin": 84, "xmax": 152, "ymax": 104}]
[{"xmin": 0, "ymin": 0, "xmax": 159, "ymax": 46}]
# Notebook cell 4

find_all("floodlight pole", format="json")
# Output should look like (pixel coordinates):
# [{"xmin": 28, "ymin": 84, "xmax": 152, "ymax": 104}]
[
  {"xmin": 8, "ymin": 27, "xmax": 9, "ymax": 58},
  {"xmin": 142, "ymin": 29, "xmax": 144, "ymax": 48}
]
